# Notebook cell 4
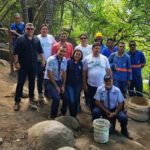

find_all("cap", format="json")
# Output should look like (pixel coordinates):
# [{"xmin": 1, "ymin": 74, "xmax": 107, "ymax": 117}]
[
  {"xmin": 95, "ymin": 32, "xmax": 103, "ymax": 38},
  {"xmin": 104, "ymin": 74, "xmax": 112, "ymax": 81}
]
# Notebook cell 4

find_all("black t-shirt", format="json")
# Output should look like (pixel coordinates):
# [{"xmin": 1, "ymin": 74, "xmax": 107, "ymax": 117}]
[{"xmin": 14, "ymin": 34, "xmax": 43, "ymax": 68}]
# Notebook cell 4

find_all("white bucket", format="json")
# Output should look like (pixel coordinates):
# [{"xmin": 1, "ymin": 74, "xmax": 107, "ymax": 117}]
[{"xmin": 93, "ymin": 118, "xmax": 110, "ymax": 143}]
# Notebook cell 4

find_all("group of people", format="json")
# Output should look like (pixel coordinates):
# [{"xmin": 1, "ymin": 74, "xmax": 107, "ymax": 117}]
[{"xmin": 10, "ymin": 13, "xmax": 146, "ymax": 139}]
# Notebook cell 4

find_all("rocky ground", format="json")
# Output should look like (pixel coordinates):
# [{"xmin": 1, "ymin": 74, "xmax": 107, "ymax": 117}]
[{"xmin": 0, "ymin": 59, "xmax": 149, "ymax": 150}]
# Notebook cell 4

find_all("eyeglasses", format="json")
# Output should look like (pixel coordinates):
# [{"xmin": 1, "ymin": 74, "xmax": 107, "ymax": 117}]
[
  {"xmin": 80, "ymin": 37, "xmax": 87, "ymax": 40},
  {"xmin": 129, "ymin": 44, "xmax": 136, "ymax": 46},
  {"xmin": 26, "ymin": 28, "xmax": 34, "ymax": 31}
]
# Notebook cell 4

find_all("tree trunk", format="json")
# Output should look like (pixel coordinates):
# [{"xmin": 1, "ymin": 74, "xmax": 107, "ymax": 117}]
[
  {"xmin": 45, "ymin": 0, "xmax": 55, "ymax": 32},
  {"xmin": 20, "ymin": 0, "xmax": 29, "ymax": 23}
]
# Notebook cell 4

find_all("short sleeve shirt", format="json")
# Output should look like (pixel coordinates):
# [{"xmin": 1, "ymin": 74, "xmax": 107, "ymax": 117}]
[
  {"xmin": 94, "ymin": 85, "xmax": 124, "ymax": 109},
  {"xmin": 83, "ymin": 54, "xmax": 110, "ymax": 87},
  {"xmin": 44, "ymin": 55, "xmax": 67, "ymax": 81}
]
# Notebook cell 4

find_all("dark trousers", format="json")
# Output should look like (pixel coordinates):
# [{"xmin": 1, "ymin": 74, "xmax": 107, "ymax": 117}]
[
  {"xmin": 15, "ymin": 67, "xmax": 36, "ymax": 102},
  {"xmin": 92, "ymin": 107, "xmax": 128, "ymax": 132},
  {"xmin": 37, "ymin": 62, "xmax": 45, "ymax": 95},
  {"xmin": 87, "ymin": 84, "xmax": 97, "ymax": 111},
  {"xmin": 65, "ymin": 84, "xmax": 81, "ymax": 117},
  {"xmin": 128, "ymin": 76, "xmax": 143, "ymax": 96},
  {"xmin": 44, "ymin": 79, "xmax": 67, "ymax": 118}
]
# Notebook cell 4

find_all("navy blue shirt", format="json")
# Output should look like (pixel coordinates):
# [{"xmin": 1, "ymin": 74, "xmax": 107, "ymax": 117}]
[
  {"xmin": 66, "ymin": 59, "xmax": 82, "ymax": 87},
  {"xmin": 14, "ymin": 34, "xmax": 43, "ymax": 69}
]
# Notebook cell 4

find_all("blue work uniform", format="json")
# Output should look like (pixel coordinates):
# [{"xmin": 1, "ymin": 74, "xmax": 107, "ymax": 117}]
[
  {"xmin": 127, "ymin": 50, "xmax": 146, "ymax": 96},
  {"xmin": 101, "ymin": 47, "xmax": 118, "ymax": 58}
]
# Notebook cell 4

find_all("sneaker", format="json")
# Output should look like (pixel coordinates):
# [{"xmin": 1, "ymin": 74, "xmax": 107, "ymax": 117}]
[
  {"xmin": 14, "ymin": 102, "xmax": 20, "ymax": 111},
  {"xmin": 29, "ymin": 98, "xmax": 38, "ymax": 110},
  {"xmin": 38, "ymin": 94, "xmax": 47, "ymax": 104}
]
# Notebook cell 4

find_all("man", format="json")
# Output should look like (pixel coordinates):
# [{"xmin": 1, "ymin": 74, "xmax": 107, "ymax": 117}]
[
  {"xmin": 101, "ymin": 38, "xmax": 118, "ymax": 58},
  {"xmin": 92, "ymin": 75, "xmax": 132, "ymax": 139},
  {"xmin": 109, "ymin": 42, "xmax": 132, "ymax": 97},
  {"xmin": 127, "ymin": 41, "xmax": 146, "ymax": 96},
  {"xmin": 75, "ymin": 33, "xmax": 92, "ymax": 107},
  {"xmin": 94, "ymin": 32, "xmax": 106, "ymax": 53},
  {"xmin": 10, "ymin": 13, "xmax": 25, "ymax": 73},
  {"xmin": 13, "ymin": 23, "xmax": 45, "ymax": 111},
  {"xmin": 83, "ymin": 42, "xmax": 111, "ymax": 111},
  {"xmin": 75, "ymin": 34, "xmax": 92, "ymax": 59},
  {"xmin": 37, "ymin": 24, "xmax": 56, "ymax": 102},
  {"xmin": 44, "ymin": 46, "xmax": 67, "ymax": 119},
  {"xmin": 52, "ymin": 31, "xmax": 73, "ymax": 59}
]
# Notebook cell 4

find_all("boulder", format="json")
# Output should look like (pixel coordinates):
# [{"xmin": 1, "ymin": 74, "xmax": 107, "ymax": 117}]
[
  {"xmin": 27, "ymin": 120, "xmax": 75, "ymax": 150},
  {"xmin": 57, "ymin": 146, "xmax": 76, "ymax": 150},
  {"xmin": 56, "ymin": 116, "xmax": 81, "ymax": 137}
]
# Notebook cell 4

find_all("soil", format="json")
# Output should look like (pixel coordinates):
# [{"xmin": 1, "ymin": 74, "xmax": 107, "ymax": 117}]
[{"xmin": 0, "ymin": 60, "xmax": 150, "ymax": 150}]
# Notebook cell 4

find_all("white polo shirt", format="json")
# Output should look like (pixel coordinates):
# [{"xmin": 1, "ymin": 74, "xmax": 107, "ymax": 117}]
[{"xmin": 83, "ymin": 54, "xmax": 110, "ymax": 87}]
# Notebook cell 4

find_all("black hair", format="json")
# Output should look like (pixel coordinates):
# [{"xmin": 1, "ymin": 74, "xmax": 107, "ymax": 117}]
[
  {"xmin": 107, "ymin": 38, "xmax": 114, "ymax": 43},
  {"xmin": 79, "ymin": 33, "xmax": 88, "ymax": 38},
  {"xmin": 71, "ymin": 49, "xmax": 83, "ymax": 61},
  {"xmin": 40, "ymin": 24, "xmax": 48, "ymax": 30},
  {"xmin": 92, "ymin": 42, "xmax": 100, "ymax": 49}
]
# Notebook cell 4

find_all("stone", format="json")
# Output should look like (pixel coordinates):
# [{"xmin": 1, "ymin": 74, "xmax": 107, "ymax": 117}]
[
  {"xmin": 0, "ymin": 138, "xmax": 3, "ymax": 144},
  {"xmin": 89, "ymin": 145, "xmax": 102, "ymax": 150},
  {"xmin": 27, "ymin": 120, "xmax": 75, "ymax": 150},
  {"xmin": 57, "ymin": 146, "xmax": 76, "ymax": 150},
  {"xmin": 56, "ymin": 116, "xmax": 81, "ymax": 137}
]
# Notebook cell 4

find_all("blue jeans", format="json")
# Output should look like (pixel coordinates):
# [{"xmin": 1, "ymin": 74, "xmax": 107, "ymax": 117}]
[
  {"xmin": 37, "ymin": 62, "xmax": 45, "ymax": 95},
  {"xmin": 65, "ymin": 84, "xmax": 81, "ymax": 117},
  {"xmin": 92, "ymin": 107, "xmax": 128, "ymax": 132},
  {"xmin": 44, "ymin": 79, "xmax": 67, "ymax": 118},
  {"xmin": 113, "ymin": 80, "xmax": 127, "ymax": 97},
  {"xmin": 15, "ymin": 67, "xmax": 36, "ymax": 102}
]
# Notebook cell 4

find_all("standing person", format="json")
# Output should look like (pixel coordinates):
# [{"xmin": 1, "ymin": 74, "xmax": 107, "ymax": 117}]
[
  {"xmin": 92, "ymin": 75, "xmax": 132, "ymax": 139},
  {"xmin": 94, "ymin": 32, "xmax": 106, "ymax": 53},
  {"xmin": 109, "ymin": 42, "xmax": 132, "ymax": 97},
  {"xmin": 101, "ymin": 38, "xmax": 118, "ymax": 58},
  {"xmin": 9, "ymin": 13, "xmax": 25, "ymax": 73},
  {"xmin": 127, "ymin": 41, "xmax": 146, "ymax": 96},
  {"xmin": 13, "ymin": 23, "xmax": 45, "ymax": 111},
  {"xmin": 75, "ymin": 33, "xmax": 92, "ymax": 107},
  {"xmin": 83, "ymin": 42, "xmax": 111, "ymax": 111},
  {"xmin": 37, "ymin": 24, "xmax": 56, "ymax": 102},
  {"xmin": 75, "ymin": 34, "xmax": 92, "ymax": 59},
  {"xmin": 65, "ymin": 49, "xmax": 83, "ymax": 117},
  {"xmin": 44, "ymin": 46, "xmax": 67, "ymax": 119},
  {"xmin": 52, "ymin": 31, "xmax": 73, "ymax": 59}
]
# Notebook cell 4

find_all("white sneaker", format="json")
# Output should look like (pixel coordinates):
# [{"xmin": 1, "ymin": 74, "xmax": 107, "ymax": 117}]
[{"xmin": 38, "ymin": 94, "xmax": 47, "ymax": 104}]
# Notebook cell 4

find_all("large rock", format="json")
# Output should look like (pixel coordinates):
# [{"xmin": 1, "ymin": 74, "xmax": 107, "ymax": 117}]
[
  {"xmin": 56, "ymin": 116, "xmax": 81, "ymax": 137},
  {"xmin": 57, "ymin": 146, "xmax": 76, "ymax": 150},
  {"xmin": 27, "ymin": 120, "xmax": 75, "ymax": 150}
]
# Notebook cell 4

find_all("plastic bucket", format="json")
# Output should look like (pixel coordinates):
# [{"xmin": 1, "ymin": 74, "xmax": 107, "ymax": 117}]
[{"xmin": 93, "ymin": 118, "xmax": 110, "ymax": 143}]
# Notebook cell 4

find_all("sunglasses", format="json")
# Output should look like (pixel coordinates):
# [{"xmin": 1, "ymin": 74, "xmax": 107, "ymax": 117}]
[
  {"xmin": 129, "ymin": 44, "xmax": 136, "ymax": 46},
  {"xmin": 80, "ymin": 37, "xmax": 87, "ymax": 40},
  {"xmin": 26, "ymin": 28, "xmax": 34, "ymax": 31}
]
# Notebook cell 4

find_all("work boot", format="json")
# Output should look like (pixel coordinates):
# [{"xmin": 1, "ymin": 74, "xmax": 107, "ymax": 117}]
[
  {"xmin": 14, "ymin": 102, "xmax": 20, "ymax": 111},
  {"xmin": 29, "ymin": 97, "xmax": 38, "ymax": 110},
  {"xmin": 121, "ymin": 128, "xmax": 133, "ymax": 140}
]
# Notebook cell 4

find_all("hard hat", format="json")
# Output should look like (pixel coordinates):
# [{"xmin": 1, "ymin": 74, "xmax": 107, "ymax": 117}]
[{"xmin": 95, "ymin": 32, "xmax": 103, "ymax": 38}]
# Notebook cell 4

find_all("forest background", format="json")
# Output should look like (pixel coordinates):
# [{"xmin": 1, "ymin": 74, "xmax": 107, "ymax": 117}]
[{"xmin": 0, "ymin": 0, "xmax": 150, "ymax": 91}]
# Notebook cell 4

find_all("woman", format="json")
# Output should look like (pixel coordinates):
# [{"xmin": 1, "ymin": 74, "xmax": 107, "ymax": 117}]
[{"xmin": 65, "ymin": 49, "xmax": 83, "ymax": 117}]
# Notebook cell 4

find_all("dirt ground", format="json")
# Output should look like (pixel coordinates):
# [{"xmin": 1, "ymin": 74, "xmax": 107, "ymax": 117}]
[{"xmin": 0, "ymin": 60, "xmax": 150, "ymax": 150}]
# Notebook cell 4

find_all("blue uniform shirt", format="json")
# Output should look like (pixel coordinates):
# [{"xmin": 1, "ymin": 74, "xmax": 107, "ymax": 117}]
[
  {"xmin": 127, "ymin": 50, "xmax": 146, "ymax": 79},
  {"xmin": 94, "ymin": 85, "xmax": 124, "ymax": 110},
  {"xmin": 101, "ymin": 47, "xmax": 118, "ymax": 58}
]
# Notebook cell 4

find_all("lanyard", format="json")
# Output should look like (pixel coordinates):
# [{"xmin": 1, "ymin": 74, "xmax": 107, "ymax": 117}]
[
  {"xmin": 56, "ymin": 56, "xmax": 62, "ymax": 79},
  {"xmin": 107, "ymin": 90, "xmax": 110, "ymax": 109}
]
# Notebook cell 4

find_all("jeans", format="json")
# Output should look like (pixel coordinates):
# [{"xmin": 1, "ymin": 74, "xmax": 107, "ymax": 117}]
[
  {"xmin": 37, "ymin": 62, "xmax": 45, "ymax": 95},
  {"xmin": 92, "ymin": 107, "xmax": 128, "ymax": 132},
  {"xmin": 15, "ymin": 67, "xmax": 36, "ymax": 102},
  {"xmin": 65, "ymin": 84, "xmax": 81, "ymax": 117},
  {"xmin": 113, "ymin": 79, "xmax": 128, "ymax": 97},
  {"xmin": 44, "ymin": 79, "xmax": 67, "ymax": 118},
  {"xmin": 128, "ymin": 76, "xmax": 143, "ymax": 96},
  {"xmin": 87, "ymin": 84, "xmax": 97, "ymax": 111}
]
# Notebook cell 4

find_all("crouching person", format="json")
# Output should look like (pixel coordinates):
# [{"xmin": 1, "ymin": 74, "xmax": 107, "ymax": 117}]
[
  {"xmin": 44, "ymin": 46, "xmax": 67, "ymax": 119},
  {"xmin": 92, "ymin": 74, "xmax": 132, "ymax": 139}
]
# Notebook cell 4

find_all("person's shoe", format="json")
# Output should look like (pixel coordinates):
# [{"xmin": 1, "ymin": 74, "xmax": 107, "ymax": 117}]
[
  {"xmin": 38, "ymin": 94, "xmax": 47, "ymax": 104},
  {"xmin": 14, "ymin": 102, "xmax": 20, "ymax": 111},
  {"xmin": 121, "ymin": 130, "xmax": 133, "ymax": 140},
  {"xmin": 29, "ymin": 98, "xmax": 38, "ymax": 110}
]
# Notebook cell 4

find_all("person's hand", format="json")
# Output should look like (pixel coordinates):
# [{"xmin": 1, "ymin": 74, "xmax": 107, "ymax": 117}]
[
  {"xmin": 108, "ymin": 112, "xmax": 117, "ymax": 118},
  {"xmin": 41, "ymin": 59, "xmax": 46, "ymax": 67},
  {"xmin": 60, "ymin": 86, "xmax": 65, "ymax": 93},
  {"xmin": 55, "ymin": 86, "xmax": 60, "ymax": 94},
  {"xmin": 14, "ymin": 62, "xmax": 21, "ymax": 70}
]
